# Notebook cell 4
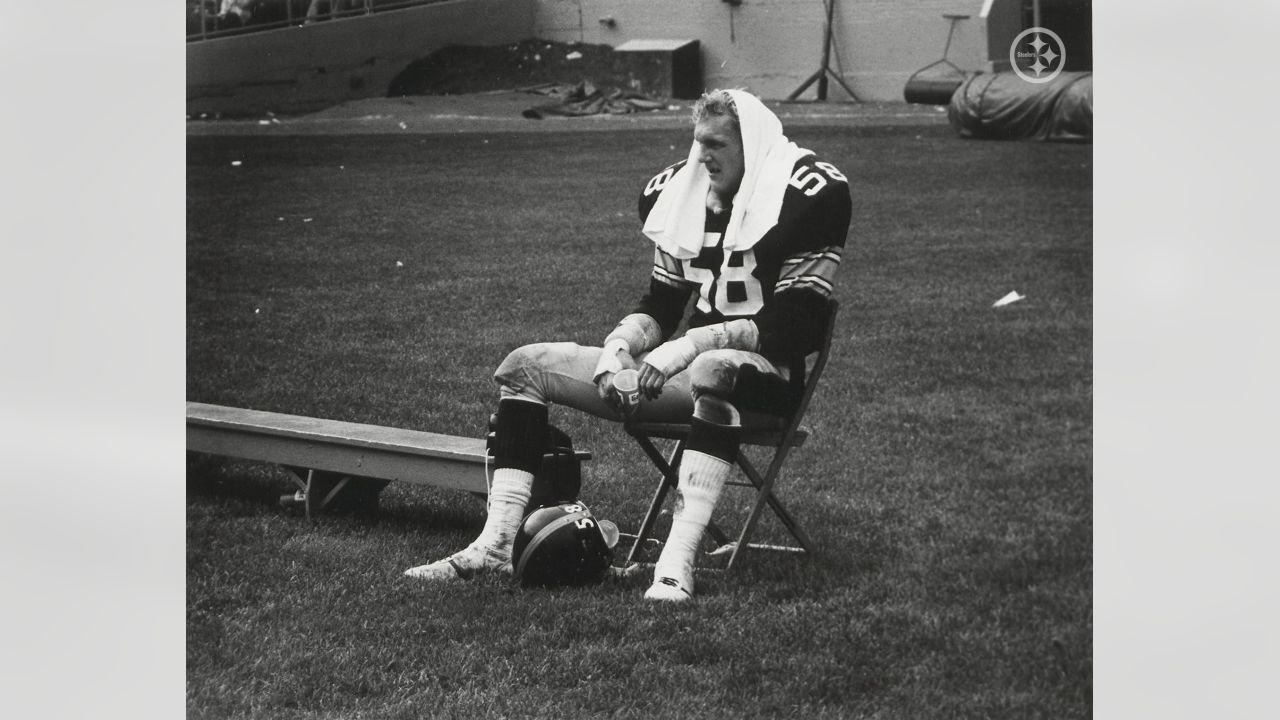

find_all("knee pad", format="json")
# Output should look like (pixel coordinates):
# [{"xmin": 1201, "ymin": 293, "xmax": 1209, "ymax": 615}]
[
  {"xmin": 687, "ymin": 350, "xmax": 740, "ymax": 397},
  {"xmin": 494, "ymin": 343, "xmax": 540, "ymax": 389},
  {"xmin": 693, "ymin": 394, "xmax": 740, "ymax": 427}
]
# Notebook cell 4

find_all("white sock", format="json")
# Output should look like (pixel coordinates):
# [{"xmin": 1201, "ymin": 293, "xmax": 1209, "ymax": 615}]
[
  {"xmin": 653, "ymin": 449, "xmax": 730, "ymax": 583},
  {"xmin": 470, "ymin": 467, "xmax": 533, "ymax": 560}
]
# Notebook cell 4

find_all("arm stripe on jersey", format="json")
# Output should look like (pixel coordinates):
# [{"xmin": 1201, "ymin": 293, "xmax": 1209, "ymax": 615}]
[
  {"xmin": 782, "ymin": 249, "xmax": 843, "ymax": 267},
  {"xmin": 653, "ymin": 266, "xmax": 686, "ymax": 287},
  {"xmin": 779, "ymin": 254, "xmax": 841, "ymax": 289},
  {"xmin": 775, "ymin": 275, "xmax": 834, "ymax": 295}
]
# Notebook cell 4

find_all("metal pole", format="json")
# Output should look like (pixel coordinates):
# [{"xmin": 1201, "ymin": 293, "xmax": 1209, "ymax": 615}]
[
  {"xmin": 816, "ymin": 0, "xmax": 836, "ymax": 100},
  {"xmin": 786, "ymin": 0, "xmax": 860, "ymax": 102},
  {"xmin": 942, "ymin": 14, "xmax": 968, "ymax": 58},
  {"xmin": 1033, "ymin": 0, "xmax": 1042, "ymax": 28}
]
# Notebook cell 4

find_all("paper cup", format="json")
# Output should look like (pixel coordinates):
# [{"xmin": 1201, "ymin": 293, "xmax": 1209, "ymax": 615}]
[{"xmin": 612, "ymin": 368, "xmax": 642, "ymax": 416}]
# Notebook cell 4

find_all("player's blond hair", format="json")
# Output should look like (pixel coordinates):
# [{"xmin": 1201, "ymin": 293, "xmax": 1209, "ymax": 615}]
[{"xmin": 692, "ymin": 89, "xmax": 741, "ymax": 132}]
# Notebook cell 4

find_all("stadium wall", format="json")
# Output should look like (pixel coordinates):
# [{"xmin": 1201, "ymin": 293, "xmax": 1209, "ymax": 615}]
[
  {"xmin": 186, "ymin": 0, "xmax": 1038, "ymax": 115},
  {"xmin": 187, "ymin": 0, "xmax": 537, "ymax": 116},
  {"xmin": 530, "ymin": 0, "xmax": 993, "ymax": 102}
]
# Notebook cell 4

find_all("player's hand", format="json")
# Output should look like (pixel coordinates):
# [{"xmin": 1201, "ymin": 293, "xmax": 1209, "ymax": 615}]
[
  {"xmin": 637, "ymin": 363, "xmax": 666, "ymax": 400},
  {"xmin": 595, "ymin": 350, "xmax": 638, "ymax": 416},
  {"xmin": 596, "ymin": 371, "xmax": 625, "ymax": 416}
]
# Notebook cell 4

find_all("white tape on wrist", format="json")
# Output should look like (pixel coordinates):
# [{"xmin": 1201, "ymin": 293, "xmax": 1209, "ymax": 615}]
[
  {"xmin": 643, "ymin": 337, "xmax": 698, "ymax": 378},
  {"xmin": 592, "ymin": 338, "xmax": 631, "ymax": 381},
  {"xmin": 641, "ymin": 320, "xmax": 760, "ymax": 378},
  {"xmin": 596, "ymin": 313, "xmax": 661, "ymax": 380}
]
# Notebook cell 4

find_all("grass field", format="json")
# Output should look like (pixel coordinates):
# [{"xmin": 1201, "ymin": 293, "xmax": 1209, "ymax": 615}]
[{"xmin": 187, "ymin": 123, "xmax": 1091, "ymax": 718}]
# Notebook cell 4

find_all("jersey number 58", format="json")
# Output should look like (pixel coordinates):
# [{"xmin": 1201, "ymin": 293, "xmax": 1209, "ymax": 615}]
[{"xmin": 788, "ymin": 161, "xmax": 847, "ymax": 196}]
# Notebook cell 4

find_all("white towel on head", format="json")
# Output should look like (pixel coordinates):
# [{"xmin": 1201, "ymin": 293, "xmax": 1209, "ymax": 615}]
[{"xmin": 642, "ymin": 89, "xmax": 813, "ymax": 260}]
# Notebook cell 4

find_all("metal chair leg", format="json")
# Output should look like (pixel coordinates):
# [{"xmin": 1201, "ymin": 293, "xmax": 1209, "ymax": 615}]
[
  {"xmin": 726, "ymin": 444, "xmax": 814, "ymax": 571},
  {"xmin": 624, "ymin": 437, "xmax": 683, "ymax": 565}
]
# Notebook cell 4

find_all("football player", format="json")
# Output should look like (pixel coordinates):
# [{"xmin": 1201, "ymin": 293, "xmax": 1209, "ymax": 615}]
[{"xmin": 405, "ymin": 89, "xmax": 851, "ymax": 601}]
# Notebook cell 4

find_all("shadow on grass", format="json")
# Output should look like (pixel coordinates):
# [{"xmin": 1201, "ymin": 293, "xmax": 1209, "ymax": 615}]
[
  {"xmin": 186, "ymin": 452, "xmax": 289, "ymax": 510},
  {"xmin": 185, "ymin": 452, "xmax": 485, "ymax": 535}
]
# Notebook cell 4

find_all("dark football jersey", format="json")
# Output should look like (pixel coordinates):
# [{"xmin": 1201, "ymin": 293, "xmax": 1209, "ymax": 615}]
[{"xmin": 634, "ymin": 155, "xmax": 851, "ymax": 362}]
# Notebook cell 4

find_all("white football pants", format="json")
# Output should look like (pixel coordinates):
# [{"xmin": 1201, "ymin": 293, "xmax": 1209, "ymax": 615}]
[{"xmin": 492, "ymin": 342, "xmax": 788, "ymax": 422}]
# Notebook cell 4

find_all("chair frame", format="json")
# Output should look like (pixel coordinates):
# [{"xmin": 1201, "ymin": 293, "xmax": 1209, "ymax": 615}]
[{"xmin": 621, "ymin": 300, "xmax": 839, "ymax": 572}]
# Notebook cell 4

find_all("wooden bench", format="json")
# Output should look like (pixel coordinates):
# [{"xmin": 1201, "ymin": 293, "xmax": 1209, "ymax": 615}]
[{"xmin": 186, "ymin": 402, "xmax": 589, "ymax": 517}]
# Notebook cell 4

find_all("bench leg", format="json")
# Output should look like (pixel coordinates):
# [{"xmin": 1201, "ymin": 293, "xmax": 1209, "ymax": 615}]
[{"xmin": 280, "ymin": 467, "xmax": 389, "ymax": 518}]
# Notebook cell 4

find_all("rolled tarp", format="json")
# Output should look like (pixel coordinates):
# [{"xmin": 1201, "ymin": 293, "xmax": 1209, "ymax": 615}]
[
  {"xmin": 947, "ymin": 71, "xmax": 1092, "ymax": 142},
  {"xmin": 903, "ymin": 75, "xmax": 967, "ymax": 106}
]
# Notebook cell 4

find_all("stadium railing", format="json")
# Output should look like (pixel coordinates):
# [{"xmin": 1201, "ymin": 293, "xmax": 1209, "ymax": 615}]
[{"xmin": 186, "ymin": 0, "xmax": 454, "ymax": 43}]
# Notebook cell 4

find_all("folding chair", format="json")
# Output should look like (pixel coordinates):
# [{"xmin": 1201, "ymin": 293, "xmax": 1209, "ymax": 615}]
[{"xmin": 621, "ymin": 300, "xmax": 839, "ymax": 572}]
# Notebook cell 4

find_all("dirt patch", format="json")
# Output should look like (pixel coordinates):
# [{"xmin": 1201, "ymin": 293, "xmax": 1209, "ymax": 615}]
[{"xmin": 387, "ymin": 38, "xmax": 649, "ymax": 97}]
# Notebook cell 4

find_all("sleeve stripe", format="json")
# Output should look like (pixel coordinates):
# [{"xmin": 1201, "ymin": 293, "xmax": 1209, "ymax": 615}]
[
  {"xmin": 780, "ymin": 255, "xmax": 840, "ymax": 285},
  {"xmin": 653, "ymin": 266, "xmax": 686, "ymax": 287},
  {"xmin": 775, "ymin": 275, "xmax": 834, "ymax": 295},
  {"xmin": 782, "ymin": 248, "xmax": 843, "ymax": 267},
  {"xmin": 651, "ymin": 247, "xmax": 687, "ymax": 287}
]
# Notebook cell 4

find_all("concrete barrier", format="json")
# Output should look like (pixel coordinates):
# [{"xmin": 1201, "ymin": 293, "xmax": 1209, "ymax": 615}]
[{"xmin": 187, "ymin": 0, "xmax": 536, "ymax": 116}]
